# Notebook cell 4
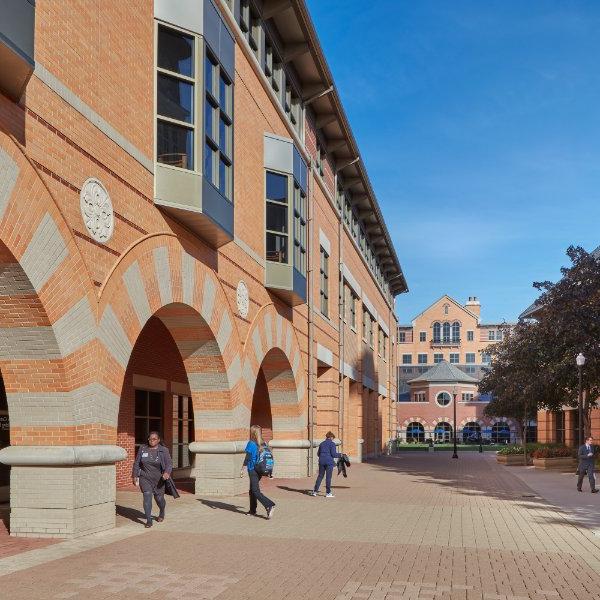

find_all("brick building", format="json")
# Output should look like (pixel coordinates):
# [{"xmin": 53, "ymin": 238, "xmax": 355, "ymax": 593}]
[
  {"xmin": 396, "ymin": 295, "xmax": 518, "ymax": 442},
  {"xmin": 0, "ymin": 0, "xmax": 406, "ymax": 537}
]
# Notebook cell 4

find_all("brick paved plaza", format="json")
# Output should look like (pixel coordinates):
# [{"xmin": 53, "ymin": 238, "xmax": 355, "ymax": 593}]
[{"xmin": 1, "ymin": 453, "xmax": 600, "ymax": 599}]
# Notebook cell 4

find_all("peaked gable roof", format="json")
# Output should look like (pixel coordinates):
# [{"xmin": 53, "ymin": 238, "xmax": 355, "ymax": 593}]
[
  {"xmin": 408, "ymin": 360, "xmax": 479, "ymax": 385},
  {"xmin": 411, "ymin": 294, "xmax": 479, "ymax": 324}
]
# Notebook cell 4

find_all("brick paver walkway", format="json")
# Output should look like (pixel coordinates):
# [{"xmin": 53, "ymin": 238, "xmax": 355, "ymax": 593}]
[{"xmin": 1, "ymin": 453, "xmax": 600, "ymax": 599}]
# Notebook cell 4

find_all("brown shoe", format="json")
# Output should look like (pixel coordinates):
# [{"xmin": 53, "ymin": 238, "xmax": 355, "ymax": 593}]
[
  {"xmin": 144, "ymin": 521, "xmax": 152, "ymax": 528},
  {"xmin": 156, "ymin": 516, "xmax": 164, "ymax": 522}
]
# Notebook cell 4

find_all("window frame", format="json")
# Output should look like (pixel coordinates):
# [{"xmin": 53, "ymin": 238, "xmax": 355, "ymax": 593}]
[
  {"xmin": 265, "ymin": 170, "xmax": 289, "ymax": 264},
  {"xmin": 402, "ymin": 354, "xmax": 412, "ymax": 365}
]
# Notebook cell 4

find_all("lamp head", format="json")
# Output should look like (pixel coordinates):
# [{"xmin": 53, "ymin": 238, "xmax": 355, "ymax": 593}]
[{"xmin": 576, "ymin": 353, "xmax": 586, "ymax": 367}]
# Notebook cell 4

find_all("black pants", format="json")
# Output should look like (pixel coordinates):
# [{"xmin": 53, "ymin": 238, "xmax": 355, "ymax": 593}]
[
  {"xmin": 248, "ymin": 470, "xmax": 275, "ymax": 514},
  {"xmin": 140, "ymin": 478, "xmax": 166, "ymax": 521},
  {"xmin": 314, "ymin": 464, "xmax": 333, "ymax": 494},
  {"xmin": 577, "ymin": 466, "xmax": 596, "ymax": 491}
]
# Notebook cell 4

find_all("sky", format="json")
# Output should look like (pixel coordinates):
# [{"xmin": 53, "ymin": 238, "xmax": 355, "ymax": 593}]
[{"xmin": 306, "ymin": 0, "xmax": 600, "ymax": 324}]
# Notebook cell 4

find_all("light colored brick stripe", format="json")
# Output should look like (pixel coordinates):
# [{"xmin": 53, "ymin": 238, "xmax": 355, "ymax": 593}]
[
  {"xmin": 284, "ymin": 324, "xmax": 292, "ymax": 356},
  {"xmin": 297, "ymin": 376, "xmax": 306, "ymax": 402},
  {"xmin": 273, "ymin": 413, "xmax": 306, "ymax": 432},
  {"xmin": 196, "ymin": 404, "xmax": 250, "ymax": 430},
  {"xmin": 179, "ymin": 338, "xmax": 221, "ymax": 358},
  {"xmin": 98, "ymin": 305, "xmax": 132, "ymax": 369},
  {"xmin": 242, "ymin": 358, "xmax": 255, "ymax": 392},
  {"xmin": 0, "ymin": 147, "xmax": 19, "ymax": 222},
  {"xmin": 188, "ymin": 371, "xmax": 229, "ymax": 392},
  {"xmin": 291, "ymin": 348, "xmax": 300, "ymax": 378},
  {"xmin": 0, "ymin": 263, "xmax": 35, "ymax": 296},
  {"xmin": 226, "ymin": 354, "xmax": 242, "ymax": 389},
  {"xmin": 153, "ymin": 246, "xmax": 172, "ymax": 306},
  {"xmin": 216, "ymin": 313, "xmax": 232, "ymax": 351},
  {"xmin": 264, "ymin": 313, "xmax": 272, "ymax": 349},
  {"xmin": 251, "ymin": 327, "xmax": 263, "ymax": 364},
  {"xmin": 123, "ymin": 261, "xmax": 151, "ymax": 327},
  {"xmin": 276, "ymin": 314, "xmax": 283, "ymax": 348},
  {"xmin": 72, "ymin": 382, "xmax": 120, "ymax": 426},
  {"xmin": 53, "ymin": 296, "xmax": 96, "ymax": 357},
  {"xmin": 20, "ymin": 212, "xmax": 68, "ymax": 292},
  {"xmin": 158, "ymin": 314, "xmax": 202, "ymax": 329},
  {"xmin": 270, "ymin": 389, "xmax": 298, "ymax": 405},
  {"xmin": 201, "ymin": 275, "xmax": 216, "ymax": 324},
  {"xmin": 182, "ymin": 252, "xmax": 195, "ymax": 306},
  {"xmin": 0, "ymin": 326, "xmax": 61, "ymax": 359}
]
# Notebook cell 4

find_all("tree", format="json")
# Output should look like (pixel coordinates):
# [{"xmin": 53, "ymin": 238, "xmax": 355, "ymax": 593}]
[{"xmin": 481, "ymin": 246, "xmax": 600, "ymax": 438}]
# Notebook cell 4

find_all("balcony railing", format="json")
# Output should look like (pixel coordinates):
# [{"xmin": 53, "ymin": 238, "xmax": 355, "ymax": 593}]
[{"xmin": 430, "ymin": 339, "xmax": 460, "ymax": 347}]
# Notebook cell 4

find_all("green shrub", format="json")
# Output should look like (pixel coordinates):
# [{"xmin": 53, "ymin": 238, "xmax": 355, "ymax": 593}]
[{"xmin": 497, "ymin": 445, "xmax": 525, "ymax": 455}]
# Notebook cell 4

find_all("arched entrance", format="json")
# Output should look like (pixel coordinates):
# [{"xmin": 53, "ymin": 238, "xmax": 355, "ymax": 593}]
[
  {"xmin": 491, "ymin": 422, "xmax": 511, "ymax": 444},
  {"xmin": 434, "ymin": 422, "xmax": 452, "ymax": 442},
  {"xmin": 462, "ymin": 421, "xmax": 481, "ymax": 443},
  {"xmin": 406, "ymin": 422, "xmax": 425, "ymax": 443}
]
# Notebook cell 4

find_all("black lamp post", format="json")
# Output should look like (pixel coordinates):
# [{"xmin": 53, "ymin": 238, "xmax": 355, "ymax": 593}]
[
  {"xmin": 452, "ymin": 385, "xmax": 458, "ymax": 459},
  {"xmin": 577, "ymin": 353, "xmax": 586, "ymax": 447}
]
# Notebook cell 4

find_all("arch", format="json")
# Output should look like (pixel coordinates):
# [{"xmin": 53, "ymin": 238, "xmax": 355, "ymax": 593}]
[
  {"xmin": 433, "ymin": 421, "xmax": 452, "ymax": 442},
  {"xmin": 432, "ymin": 322, "xmax": 441, "ymax": 343},
  {"xmin": 402, "ymin": 417, "xmax": 426, "ymax": 427},
  {"xmin": 97, "ymin": 235, "xmax": 244, "ymax": 443},
  {"xmin": 242, "ymin": 304, "xmax": 307, "ymax": 440},
  {"xmin": 462, "ymin": 421, "xmax": 482, "ymax": 443},
  {"xmin": 442, "ymin": 322, "xmax": 451, "ymax": 343},
  {"xmin": 406, "ymin": 422, "xmax": 425, "ymax": 443}
]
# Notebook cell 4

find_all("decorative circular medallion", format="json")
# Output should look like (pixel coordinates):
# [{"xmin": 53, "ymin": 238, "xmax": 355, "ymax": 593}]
[
  {"xmin": 80, "ymin": 178, "xmax": 114, "ymax": 243},
  {"xmin": 236, "ymin": 280, "xmax": 249, "ymax": 318}
]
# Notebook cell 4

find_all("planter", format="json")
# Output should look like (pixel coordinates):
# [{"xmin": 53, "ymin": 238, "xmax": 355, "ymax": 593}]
[
  {"xmin": 496, "ymin": 454, "xmax": 530, "ymax": 466},
  {"xmin": 533, "ymin": 457, "xmax": 576, "ymax": 471}
]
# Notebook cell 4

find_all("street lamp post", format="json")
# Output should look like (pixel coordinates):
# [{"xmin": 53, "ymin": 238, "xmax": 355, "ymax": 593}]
[
  {"xmin": 452, "ymin": 385, "xmax": 458, "ymax": 459},
  {"xmin": 576, "ymin": 353, "xmax": 586, "ymax": 447}
]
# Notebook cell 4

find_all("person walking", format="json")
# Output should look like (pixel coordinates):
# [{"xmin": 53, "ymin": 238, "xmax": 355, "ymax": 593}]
[
  {"xmin": 310, "ymin": 431, "xmax": 341, "ymax": 498},
  {"xmin": 132, "ymin": 431, "xmax": 173, "ymax": 527},
  {"xmin": 240, "ymin": 425, "xmax": 276, "ymax": 518},
  {"xmin": 577, "ymin": 436, "xmax": 598, "ymax": 493}
]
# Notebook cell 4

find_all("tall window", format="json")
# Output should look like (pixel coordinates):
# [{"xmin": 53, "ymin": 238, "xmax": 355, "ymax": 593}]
[
  {"xmin": 442, "ymin": 322, "xmax": 451, "ymax": 343},
  {"xmin": 452, "ymin": 321, "xmax": 460, "ymax": 343},
  {"xmin": 157, "ymin": 25, "xmax": 195, "ymax": 170},
  {"xmin": 347, "ymin": 288, "xmax": 357, "ymax": 329},
  {"xmin": 316, "ymin": 142, "xmax": 325, "ymax": 176},
  {"xmin": 204, "ymin": 48, "xmax": 233, "ymax": 199},
  {"xmin": 343, "ymin": 198, "xmax": 352, "ymax": 227},
  {"xmin": 449, "ymin": 353, "xmax": 459, "ymax": 364},
  {"xmin": 481, "ymin": 352, "xmax": 491, "ymax": 364},
  {"xmin": 240, "ymin": 0, "xmax": 261, "ymax": 61},
  {"xmin": 467, "ymin": 330, "xmax": 474, "ymax": 341},
  {"xmin": 398, "ymin": 331, "xmax": 406, "ymax": 343},
  {"xmin": 383, "ymin": 333, "xmax": 387, "ymax": 359},
  {"xmin": 419, "ymin": 331, "xmax": 426, "ymax": 342},
  {"xmin": 319, "ymin": 247, "xmax": 329, "ymax": 317},
  {"xmin": 434, "ymin": 353, "xmax": 443, "ymax": 364},
  {"xmin": 293, "ymin": 181, "xmax": 307, "ymax": 275},
  {"xmin": 433, "ymin": 322, "xmax": 441, "ymax": 343},
  {"xmin": 266, "ymin": 172, "xmax": 288, "ymax": 263},
  {"xmin": 488, "ymin": 330, "xmax": 496, "ymax": 341},
  {"xmin": 172, "ymin": 394, "xmax": 194, "ymax": 469},
  {"xmin": 497, "ymin": 330, "xmax": 503, "ymax": 341},
  {"xmin": 135, "ymin": 389, "xmax": 163, "ymax": 455}
]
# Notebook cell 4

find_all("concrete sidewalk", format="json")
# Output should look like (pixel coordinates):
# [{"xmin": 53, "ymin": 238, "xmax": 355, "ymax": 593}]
[{"xmin": 1, "ymin": 453, "xmax": 600, "ymax": 599}]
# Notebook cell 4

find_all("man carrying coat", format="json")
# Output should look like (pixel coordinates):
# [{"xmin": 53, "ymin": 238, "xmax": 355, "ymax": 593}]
[
  {"xmin": 310, "ymin": 431, "xmax": 341, "ymax": 498},
  {"xmin": 577, "ymin": 436, "xmax": 599, "ymax": 493}
]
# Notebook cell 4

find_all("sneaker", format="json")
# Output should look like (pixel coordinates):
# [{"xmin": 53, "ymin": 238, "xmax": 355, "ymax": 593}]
[
  {"xmin": 267, "ymin": 506, "xmax": 275, "ymax": 519},
  {"xmin": 144, "ymin": 521, "xmax": 152, "ymax": 528},
  {"xmin": 309, "ymin": 491, "xmax": 317, "ymax": 496},
  {"xmin": 592, "ymin": 489, "xmax": 599, "ymax": 494},
  {"xmin": 326, "ymin": 492, "xmax": 335, "ymax": 498}
]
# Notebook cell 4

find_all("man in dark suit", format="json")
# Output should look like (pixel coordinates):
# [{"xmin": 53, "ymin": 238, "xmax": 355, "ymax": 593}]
[{"xmin": 577, "ymin": 436, "xmax": 598, "ymax": 493}]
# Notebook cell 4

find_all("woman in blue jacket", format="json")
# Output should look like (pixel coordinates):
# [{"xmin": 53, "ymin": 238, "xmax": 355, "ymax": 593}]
[{"xmin": 310, "ymin": 431, "xmax": 341, "ymax": 498}]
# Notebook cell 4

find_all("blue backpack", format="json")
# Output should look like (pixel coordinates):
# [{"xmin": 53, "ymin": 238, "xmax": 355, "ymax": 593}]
[{"xmin": 255, "ymin": 443, "xmax": 274, "ymax": 476}]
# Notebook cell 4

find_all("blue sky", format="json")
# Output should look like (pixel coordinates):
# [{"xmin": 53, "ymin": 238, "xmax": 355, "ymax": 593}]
[{"xmin": 306, "ymin": 0, "xmax": 600, "ymax": 323}]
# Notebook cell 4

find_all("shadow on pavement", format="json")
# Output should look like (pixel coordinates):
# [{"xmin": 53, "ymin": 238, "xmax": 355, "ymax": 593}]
[
  {"xmin": 116, "ymin": 505, "xmax": 146, "ymax": 524},
  {"xmin": 199, "ymin": 499, "xmax": 267, "ymax": 519},
  {"xmin": 277, "ymin": 486, "xmax": 312, "ymax": 495}
]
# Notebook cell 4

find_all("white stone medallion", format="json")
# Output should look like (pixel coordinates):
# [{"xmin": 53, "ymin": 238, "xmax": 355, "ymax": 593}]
[
  {"xmin": 80, "ymin": 177, "xmax": 114, "ymax": 243},
  {"xmin": 236, "ymin": 280, "xmax": 249, "ymax": 318}
]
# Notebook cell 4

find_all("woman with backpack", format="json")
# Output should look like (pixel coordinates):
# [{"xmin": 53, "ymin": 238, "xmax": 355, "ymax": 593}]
[
  {"xmin": 132, "ymin": 431, "xmax": 173, "ymax": 528},
  {"xmin": 240, "ymin": 425, "xmax": 276, "ymax": 519}
]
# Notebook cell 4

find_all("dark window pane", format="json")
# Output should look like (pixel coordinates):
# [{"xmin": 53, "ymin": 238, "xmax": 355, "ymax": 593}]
[
  {"xmin": 135, "ymin": 418, "xmax": 148, "ymax": 445},
  {"xmin": 149, "ymin": 419, "xmax": 162, "ymax": 435},
  {"xmin": 266, "ymin": 172, "xmax": 287, "ymax": 203},
  {"xmin": 266, "ymin": 232, "xmax": 288, "ymax": 263},
  {"xmin": 135, "ymin": 390, "xmax": 147, "ymax": 416},
  {"xmin": 178, "ymin": 396, "xmax": 183, "ymax": 419},
  {"xmin": 219, "ymin": 158, "xmax": 229, "ymax": 196},
  {"xmin": 219, "ymin": 117, "xmax": 229, "ymax": 154},
  {"xmin": 158, "ymin": 26, "xmax": 193, "ymax": 77},
  {"xmin": 205, "ymin": 101, "xmax": 215, "ymax": 140},
  {"xmin": 188, "ymin": 398, "xmax": 194, "ymax": 421},
  {"xmin": 157, "ymin": 121, "xmax": 193, "ymax": 170},
  {"xmin": 266, "ymin": 202, "xmax": 287, "ymax": 233},
  {"xmin": 178, "ymin": 444, "xmax": 183, "ymax": 468},
  {"xmin": 205, "ymin": 53, "xmax": 216, "ymax": 95},
  {"xmin": 157, "ymin": 74, "xmax": 193, "ymax": 123},
  {"xmin": 149, "ymin": 392, "xmax": 163, "ymax": 417},
  {"xmin": 204, "ymin": 142, "xmax": 215, "ymax": 182},
  {"xmin": 220, "ymin": 75, "xmax": 230, "ymax": 113}
]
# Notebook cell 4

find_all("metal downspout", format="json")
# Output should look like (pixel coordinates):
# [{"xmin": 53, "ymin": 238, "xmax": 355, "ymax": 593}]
[
  {"xmin": 307, "ymin": 160, "xmax": 315, "ymax": 477},
  {"xmin": 336, "ymin": 174, "xmax": 345, "ymax": 453}
]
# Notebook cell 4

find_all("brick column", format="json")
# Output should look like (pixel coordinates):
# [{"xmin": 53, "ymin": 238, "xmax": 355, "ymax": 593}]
[
  {"xmin": 190, "ymin": 441, "xmax": 248, "ymax": 496},
  {"xmin": 0, "ymin": 445, "xmax": 126, "ymax": 538}
]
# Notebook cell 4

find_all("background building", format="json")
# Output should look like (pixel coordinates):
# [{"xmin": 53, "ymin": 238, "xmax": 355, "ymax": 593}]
[
  {"xmin": 396, "ymin": 295, "xmax": 518, "ymax": 442},
  {"xmin": 0, "ymin": 0, "xmax": 406, "ymax": 537}
]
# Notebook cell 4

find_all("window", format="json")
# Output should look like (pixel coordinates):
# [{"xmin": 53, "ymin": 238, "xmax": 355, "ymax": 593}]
[
  {"xmin": 363, "ymin": 309, "xmax": 373, "ymax": 345},
  {"xmin": 406, "ymin": 422, "xmax": 425, "ymax": 443},
  {"xmin": 488, "ymin": 330, "xmax": 496, "ymax": 341},
  {"xmin": 172, "ymin": 394, "xmax": 194, "ymax": 468},
  {"xmin": 449, "ymin": 353, "xmax": 459, "ymax": 364},
  {"xmin": 434, "ymin": 353, "xmax": 443, "ymax": 364},
  {"xmin": 419, "ymin": 331, "xmax": 426, "ymax": 342},
  {"xmin": 264, "ymin": 37, "xmax": 282, "ymax": 96},
  {"xmin": 465, "ymin": 353, "xmax": 475, "ymax": 364},
  {"xmin": 382, "ymin": 333, "xmax": 388, "ymax": 360},
  {"xmin": 240, "ymin": 0, "xmax": 261, "ymax": 60},
  {"xmin": 402, "ymin": 354, "xmax": 412, "ymax": 365},
  {"xmin": 265, "ymin": 171, "xmax": 288, "ymax": 263},
  {"xmin": 402, "ymin": 367, "xmax": 414, "ymax": 375},
  {"xmin": 135, "ymin": 389, "xmax": 164, "ymax": 455},
  {"xmin": 378, "ymin": 328, "xmax": 383, "ymax": 356},
  {"xmin": 467, "ymin": 330, "xmax": 474, "ymax": 342},
  {"xmin": 481, "ymin": 352, "xmax": 491, "ymax": 364},
  {"xmin": 413, "ymin": 392, "xmax": 426, "ymax": 403},
  {"xmin": 444, "ymin": 304, "xmax": 449, "ymax": 315},
  {"xmin": 452, "ymin": 321, "xmax": 460, "ymax": 343},
  {"xmin": 466, "ymin": 366, "xmax": 476, "ymax": 374},
  {"xmin": 491, "ymin": 422, "xmax": 511, "ymax": 444},
  {"xmin": 398, "ymin": 331, "xmax": 406, "ymax": 343},
  {"xmin": 157, "ymin": 25, "xmax": 195, "ymax": 170},
  {"xmin": 319, "ymin": 247, "xmax": 329, "ymax": 317},
  {"xmin": 462, "ymin": 393, "xmax": 474, "ymax": 402},
  {"xmin": 436, "ymin": 392, "xmax": 452, "ymax": 407},
  {"xmin": 293, "ymin": 181, "xmax": 307, "ymax": 275},
  {"xmin": 418, "ymin": 353, "xmax": 428, "ymax": 364},
  {"xmin": 348, "ymin": 289, "xmax": 357, "ymax": 329},
  {"xmin": 204, "ymin": 48, "xmax": 233, "ymax": 199},
  {"xmin": 442, "ymin": 322, "xmax": 451, "ymax": 343},
  {"xmin": 343, "ymin": 197, "xmax": 352, "ymax": 227},
  {"xmin": 434, "ymin": 422, "xmax": 452, "ymax": 442},
  {"xmin": 462, "ymin": 422, "xmax": 481, "ymax": 443},
  {"xmin": 497, "ymin": 330, "xmax": 503, "ymax": 341},
  {"xmin": 433, "ymin": 322, "xmax": 441, "ymax": 343},
  {"xmin": 316, "ymin": 142, "xmax": 325, "ymax": 177}
]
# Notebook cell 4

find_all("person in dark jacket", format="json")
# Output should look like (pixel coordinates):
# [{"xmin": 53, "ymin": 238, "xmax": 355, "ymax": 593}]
[
  {"xmin": 577, "ymin": 436, "xmax": 598, "ymax": 493},
  {"xmin": 132, "ymin": 431, "xmax": 173, "ymax": 527},
  {"xmin": 239, "ymin": 425, "xmax": 275, "ymax": 518},
  {"xmin": 310, "ymin": 431, "xmax": 341, "ymax": 498}
]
